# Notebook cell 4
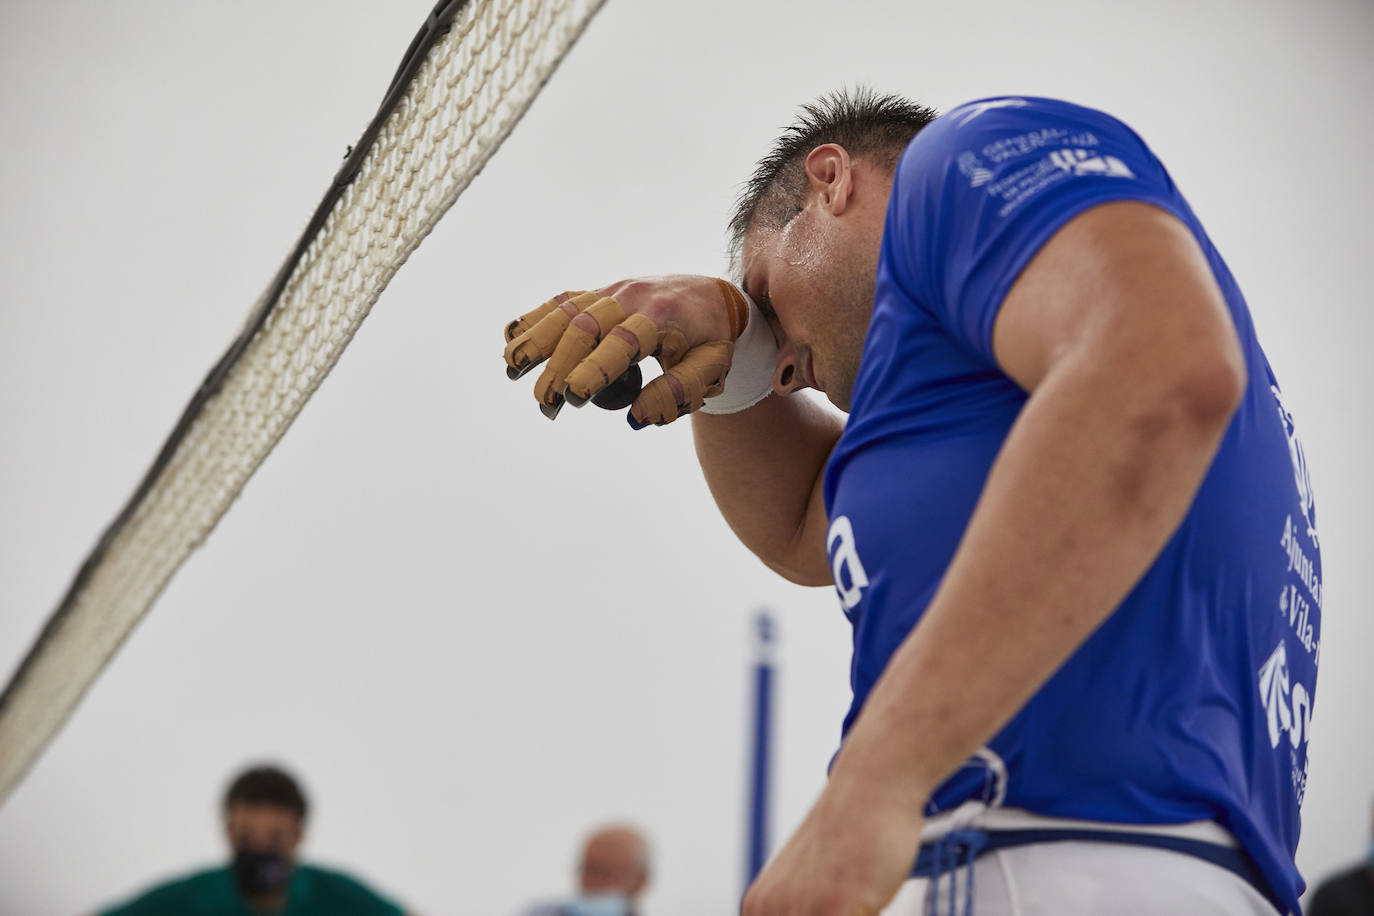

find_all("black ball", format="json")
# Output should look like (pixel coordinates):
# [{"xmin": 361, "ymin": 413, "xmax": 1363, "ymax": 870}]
[{"xmin": 592, "ymin": 363, "xmax": 643, "ymax": 410}]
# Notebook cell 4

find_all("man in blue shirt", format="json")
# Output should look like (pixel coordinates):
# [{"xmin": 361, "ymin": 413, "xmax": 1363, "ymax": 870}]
[{"xmin": 502, "ymin": 89, "xmax": 1319, "ymax": 915}]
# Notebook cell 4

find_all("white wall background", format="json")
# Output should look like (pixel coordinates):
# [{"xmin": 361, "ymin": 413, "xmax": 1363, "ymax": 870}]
[{"xmin": 1, "ymin": 0, "xmax": 1370, "ymax": 913}]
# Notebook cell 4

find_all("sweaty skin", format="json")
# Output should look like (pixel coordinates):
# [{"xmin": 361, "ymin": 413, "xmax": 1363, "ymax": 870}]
[{"xmin": 732, "ymin": 162, "xmax": 1244, "ymax": 913}]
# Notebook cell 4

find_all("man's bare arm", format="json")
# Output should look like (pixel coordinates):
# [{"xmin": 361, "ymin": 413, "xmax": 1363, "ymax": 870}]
[
  {"xmin": 831, "ymin": 200, "xmax": 1247, "ymax": 806},
  {"xmin": 692, "ymin": 393, "xmax": 840, "ymax": 586},
  {"xmin": 502, "ymin": 272, "xmax": 841, "ymax": 587}
]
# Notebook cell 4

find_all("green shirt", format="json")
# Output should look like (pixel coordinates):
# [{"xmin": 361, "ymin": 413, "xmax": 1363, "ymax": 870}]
[{"xmin": 99, "ymin": 863, "xmax": 405, "ymax": 916}]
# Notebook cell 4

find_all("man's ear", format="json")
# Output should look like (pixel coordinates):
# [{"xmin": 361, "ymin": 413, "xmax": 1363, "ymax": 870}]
[{"xmin": 803, "ymin": 143, "xmax": 853, "ymax": 215}]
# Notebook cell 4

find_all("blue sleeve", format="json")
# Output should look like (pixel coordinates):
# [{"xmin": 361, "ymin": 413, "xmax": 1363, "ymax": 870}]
[{"xmin": 885, "ymin": 96, "xmax": 1190, "ymax": 363}]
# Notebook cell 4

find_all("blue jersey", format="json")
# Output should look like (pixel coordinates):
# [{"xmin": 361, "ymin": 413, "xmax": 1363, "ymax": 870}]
[{"xmin": 823, "ymin": 97, "xmax": 1321, "ymax": 912}]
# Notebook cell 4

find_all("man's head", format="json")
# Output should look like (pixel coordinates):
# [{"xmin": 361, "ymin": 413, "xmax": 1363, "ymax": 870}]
[
  {"xmin": 577, "ymin": 823, "xmax": 650, "ymax": 901},
  {"xmin": 221, "ymin": 765, "xmax": 308, "ymax": 861},
  {"xmin": 730, "ymin": 88, "xmax": 937, "ymax": 411}
]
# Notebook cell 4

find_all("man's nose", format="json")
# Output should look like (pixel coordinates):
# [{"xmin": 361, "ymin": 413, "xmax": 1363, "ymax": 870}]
[{"xmin": 771, "ymin": 340, "xmax": 809, "ymax": 396}]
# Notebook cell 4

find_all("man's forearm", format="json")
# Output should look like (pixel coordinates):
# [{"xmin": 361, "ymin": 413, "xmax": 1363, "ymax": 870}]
[
  {"xmin": 691, "ymin": 393, "xmax": 842, "ymax": 586},
  {"xmin": 832, "ymin": 346, "xmax": 1243, "ymax": 807}
]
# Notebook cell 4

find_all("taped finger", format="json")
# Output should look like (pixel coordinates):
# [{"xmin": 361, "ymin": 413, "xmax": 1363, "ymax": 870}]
[
  {"xmin": 655, "ymin": 325, "xmax": 690, "ymax": 370},
  {"xmin": 565, "ymin": 312, "xmax": 659, "ymax": 402},
  {"xmin": 503, "ymin": 291, "xmax": 598, "ymax": 379},
  {"xmin": 504, "ymin": 290, "xmax": 585, "ymax": 343},
  {"xmin": 630, "ymin": 340, "xmax": 734, "ymax": 427},
  {"xmin": 533, "ymin": 296, "xmax": 627, "ymax": 408}
]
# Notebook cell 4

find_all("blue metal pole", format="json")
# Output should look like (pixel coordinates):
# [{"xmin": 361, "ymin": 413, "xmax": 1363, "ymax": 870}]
[{"xmin": 745, "ymin": 610, "xmax": 776, "ymax": 892}]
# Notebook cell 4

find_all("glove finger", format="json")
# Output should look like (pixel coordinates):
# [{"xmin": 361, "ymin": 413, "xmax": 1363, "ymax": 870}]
[
  {"xmin": 654, "ymin": 326, "xmax": 690, "ymax": 370},
  {"xmin": 533, "ymin": 296, "xmax": 627, "ymax": 408},
  {"xmin": 631, "ymin": 340, "xmax": 734, "ymax": 426},
  {"xmin": 504, "ymin": 291, "xmax": 598, "ymax": 380},
  {"xmin": 565, "ymin": 313, "xmax": 660, "ymax": 402},
  {"xmin": 504, "ymin": 290, "xmax": 585, "ymax": 343}
]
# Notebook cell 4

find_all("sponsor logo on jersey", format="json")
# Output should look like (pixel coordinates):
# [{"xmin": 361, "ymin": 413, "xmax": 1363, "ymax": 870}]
[
  {"xmin": 957, "ymin": 151, "xmax": 993, "ymax": 188},
  {"xmin": 1048, "ymin": 148, "xmax": 1134, "ymax": 178},
  {"xmin": 827, "ymin": 515, "xmax": 870, "ymax": 611},
  {"xmin": 1257, "ymin": 385, "xmax": 1321, "ymax": 809},
  {"xmin": 1272, "ymin": 384, "xmax": 1318, "ymax": 548},
  {"xmin": 1257, "ymin": 638, "xmax": 1314, "ymax": 806},
  {"xmin": 1258, "ymin": 641, "xmax": 1313, "ymax": 752}
]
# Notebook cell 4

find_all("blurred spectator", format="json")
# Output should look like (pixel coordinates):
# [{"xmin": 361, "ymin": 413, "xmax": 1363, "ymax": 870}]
[
  {"xmin": 521, "ymin": 823, "xmax": 651, "ymax": 916},
  {"xmin": 97, "ymin": 764, "xmax": 410, "ymax": 915},
  {"xmin": 1308, "ymin": 801, "xmax": 1374, "ymax": 915}
]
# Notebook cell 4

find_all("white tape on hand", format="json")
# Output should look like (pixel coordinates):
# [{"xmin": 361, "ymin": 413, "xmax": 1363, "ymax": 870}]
[{"xmin": 700, "ymin": 288, "xmax": 778, "ymax": 415}]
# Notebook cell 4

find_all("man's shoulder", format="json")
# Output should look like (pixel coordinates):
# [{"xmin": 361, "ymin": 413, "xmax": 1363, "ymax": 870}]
[
  {"xmin": 153, "ymin": 865, "xmax": 233, "ymax": 891},
  {"xmin": 97, "ymin": 866, "xmax": 233, "ymax": 914},
  {"xmin": 898, "ymin": 95, "xmax": 1135, "ymax": 178},
  {"xmin": 295, "ymin": 862, "xmax": 404, "ymax": 914}
]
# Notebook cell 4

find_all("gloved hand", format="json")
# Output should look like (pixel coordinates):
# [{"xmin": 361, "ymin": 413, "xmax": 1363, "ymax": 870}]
[{"xmin": 503, "ymin": 275, "xmax": 751, "ymax": 427}]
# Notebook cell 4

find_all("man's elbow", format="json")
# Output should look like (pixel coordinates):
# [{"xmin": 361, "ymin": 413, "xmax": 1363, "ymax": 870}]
[
  {"xmin": 1094, "ymin": 318, "xmax": 1248, "ymax": 469},
  {"xmin": 757, "ymin": 540, "xmax": 834, "ymax": 588},
  {"xmin": 1170, "ymin": 332, "xmax": 1248, "ymax": 433}
]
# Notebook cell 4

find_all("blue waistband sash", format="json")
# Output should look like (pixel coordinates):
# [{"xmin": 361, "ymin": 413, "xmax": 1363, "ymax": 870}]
[{"xmin": 910, "ymin": 827, "xmax": 1283, "ymax": 915}]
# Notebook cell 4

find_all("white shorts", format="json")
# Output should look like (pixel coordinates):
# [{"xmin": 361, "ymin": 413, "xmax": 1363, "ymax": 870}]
[{"xmin": 884, "ymin": 807, "xmax": 1284, "ymax": 916}]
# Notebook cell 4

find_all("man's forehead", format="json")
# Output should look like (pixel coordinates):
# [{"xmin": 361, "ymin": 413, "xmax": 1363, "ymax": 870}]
[
  {"xmin": 584, "ymin": 828, "xmax": 646, "ymax": 864},
  {"xmin": 226, "ymin": 802, "xmax": 297, "ymax": 824},
  {"xmin": 739, "ymin": 223, "xmax": 783, "ymax": 299}
]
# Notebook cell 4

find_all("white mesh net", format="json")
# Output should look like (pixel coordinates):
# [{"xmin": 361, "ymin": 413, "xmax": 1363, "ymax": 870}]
[{"xmin": 0, "ymin": 0, "xmax": 606, "ymax": 801}]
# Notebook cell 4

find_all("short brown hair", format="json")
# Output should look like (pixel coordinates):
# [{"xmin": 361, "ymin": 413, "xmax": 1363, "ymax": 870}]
[
  {"xmin": 728, "ymin": 87, "xmax": 938, "ymax": 273},
  {"xmin": 223, "ymin": 765, "xmax": 308, "ymax": 821}
]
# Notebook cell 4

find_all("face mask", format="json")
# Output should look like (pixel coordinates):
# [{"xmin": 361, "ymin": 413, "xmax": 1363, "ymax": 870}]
[
  {"xmin": 232, "ymin": 848, "xmax": 292, "ymax": 897},
  {"xmin": 566, "ymin": 893, "xmax": 630, "ymax": 916}
]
